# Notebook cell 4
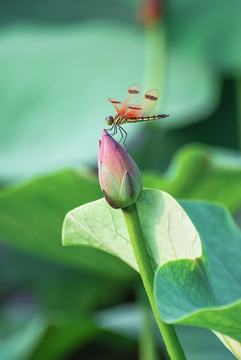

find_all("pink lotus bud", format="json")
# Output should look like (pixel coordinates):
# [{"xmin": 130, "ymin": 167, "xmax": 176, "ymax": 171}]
[{"xmin": 98, "ymin": 130, "xmax": 143, "ymax": 209}]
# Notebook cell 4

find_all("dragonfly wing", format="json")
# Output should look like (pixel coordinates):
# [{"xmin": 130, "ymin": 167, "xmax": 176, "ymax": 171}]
[
  {"xmin": 108, "ymin": 98, "xmax": 128, "ymax": 115},
  {"xmin": 124, "ymin": 84, "xmax": 141, "ymax": 106},
  {"xmin": 108, "ymin": 85, "xmax": 141, "ymax": 116},
  {"xmin": 124, "ymin": 105, "xmax": 145, "ymax": 118},
  {"xmin": 136, "ymin": 89, "xmax": 159, "ymax": 115}
]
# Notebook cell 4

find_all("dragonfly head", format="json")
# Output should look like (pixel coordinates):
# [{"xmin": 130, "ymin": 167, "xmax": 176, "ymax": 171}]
[{"xmin": 106, "ymin": 116, "xmax": 114, "ymax": 126}]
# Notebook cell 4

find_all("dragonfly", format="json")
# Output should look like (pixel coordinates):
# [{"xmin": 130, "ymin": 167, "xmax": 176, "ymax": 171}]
[{"xmin": 106, "ymin": 84, "xmax": 169, "ymax": 147}]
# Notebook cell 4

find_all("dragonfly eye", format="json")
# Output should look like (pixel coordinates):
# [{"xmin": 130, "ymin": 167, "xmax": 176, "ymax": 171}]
[{"xmin": 106, "ymin": 116, "xmax": 113, "ymax": 126}]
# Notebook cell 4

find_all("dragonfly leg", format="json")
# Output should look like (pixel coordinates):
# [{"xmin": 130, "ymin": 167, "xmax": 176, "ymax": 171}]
[
  {"xmin": 119, "ymin": 126, "xmax": 127, "ymax": 148},
  {"xmin": 108, "ymin": 125, "xmax": 116, "ymax": 136},
  {"xmin": 118, "ymin": 126, "xmax": 123, "ymax": 145}
]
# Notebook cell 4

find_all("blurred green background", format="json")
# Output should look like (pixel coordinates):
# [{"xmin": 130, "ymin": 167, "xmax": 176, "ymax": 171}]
[{"xmin": 0, "ymin": 0, "xmax": 241, "ymax": 359}]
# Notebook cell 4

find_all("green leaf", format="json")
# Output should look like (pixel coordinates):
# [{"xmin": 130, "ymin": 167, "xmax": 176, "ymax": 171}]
[
  {"xmin": 63, "ymin": 189, "xmax": 202, "ymax": 272},
  {"xmin": 63, "ymin": 188, "xmax": 241, "ymax": 356},
  {"xmin": 155, "ymin": 201, "xmax": 241, "ymax": 353},
  {"xmin": 142, "ymin": 144, "xmax": 241, "ymax": 213},
  {"xmin": 0, "ymin": 170, "xmax": 133, "ymax": 280}
]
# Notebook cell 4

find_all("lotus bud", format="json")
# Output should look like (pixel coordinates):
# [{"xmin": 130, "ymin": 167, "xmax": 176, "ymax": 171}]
[{"xmin": 98, "ymin": 130, "xmax": 143, "ymax": 209}]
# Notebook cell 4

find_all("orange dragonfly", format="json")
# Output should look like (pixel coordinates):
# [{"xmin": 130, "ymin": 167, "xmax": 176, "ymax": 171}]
[{"xmin": 106, "ymin": 84, "xmax": 169, "ymax": 146}]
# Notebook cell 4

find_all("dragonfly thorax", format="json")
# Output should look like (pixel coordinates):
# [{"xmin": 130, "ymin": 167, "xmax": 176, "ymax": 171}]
[{"xmin": 106, "ymin": 116, "xmax": 114, "ymax": 126}]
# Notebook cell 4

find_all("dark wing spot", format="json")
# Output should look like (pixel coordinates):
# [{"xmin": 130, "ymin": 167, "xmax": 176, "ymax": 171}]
[
  {"xmin": 128, "ymin": 106, "xmax": 142, "ymax": 110},
  {"xmin": 110, "ymin": 100, "xmax": 122, "ymax": 104},
  {"xmin": 129, "ymin": 90, "xmax": 140, "ymax": 94},
  {"xmin": 145, "ymin": 94, "xmax": 158, "ymax": 101}
]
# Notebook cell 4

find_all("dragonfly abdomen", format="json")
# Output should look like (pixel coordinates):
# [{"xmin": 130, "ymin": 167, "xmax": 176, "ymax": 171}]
[{"xmin": 124, "ymin": 114, "xmax": 169, "ymax": 123}]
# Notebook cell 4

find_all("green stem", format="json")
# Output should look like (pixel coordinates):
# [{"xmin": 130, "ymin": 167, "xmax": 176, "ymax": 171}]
[
  {"xmin": 139, "ymin": 292, "xmax": 159, "ymax": 360},
  {"xmin": 122, "ymin": 203, "xmax": 186, "ymax": 360}
]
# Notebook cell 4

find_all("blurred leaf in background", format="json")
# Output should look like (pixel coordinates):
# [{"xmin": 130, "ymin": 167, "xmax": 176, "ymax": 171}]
[
  {"xmin": 0, "ymin": 170, "xmax": 136, "ymax": 359},
  {"xmin": 1, "ymin": 0, "xmax": 241, "ymax": 180},
  {"xmin": 0, "ymin": 246, "xmax": 123, "ymax": 360},
  {"xmin": 0, "ymin": 22, "xmax": 143, "ymax": 180},
  {"xmin": 0, "ymin": 170, "xmax": 134, "ymax": 280},
  {"xmin": 143, "ymin": 144, "xmax": 241, "ymax": 213}
]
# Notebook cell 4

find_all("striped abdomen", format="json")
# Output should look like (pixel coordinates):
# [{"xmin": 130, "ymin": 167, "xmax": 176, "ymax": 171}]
[{"xmin": 115, "ymin": 114, "xmax": 169, "ymax": 124}]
